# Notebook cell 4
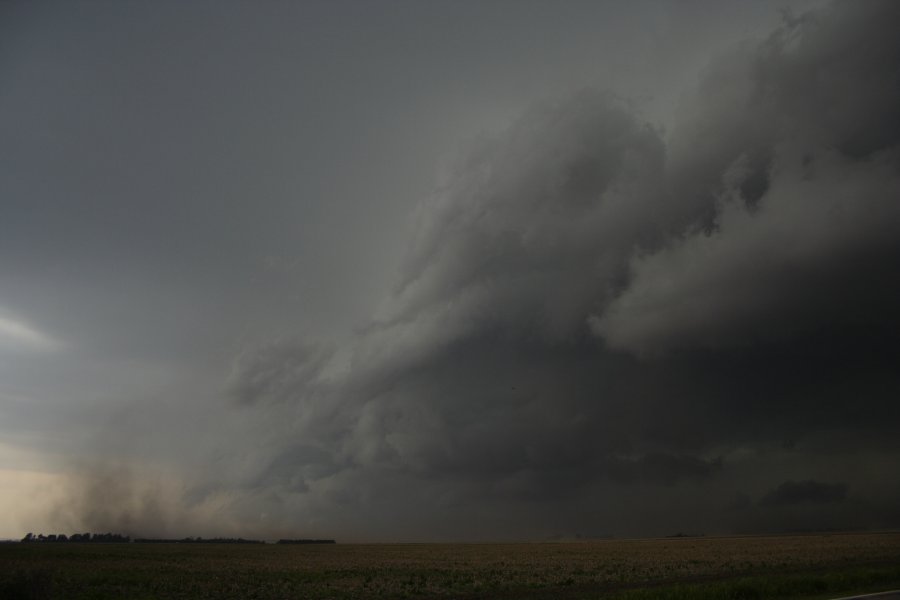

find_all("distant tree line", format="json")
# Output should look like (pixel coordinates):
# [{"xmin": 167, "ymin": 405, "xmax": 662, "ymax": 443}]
[
  {"xmin": 22, "ymin": 532, "xmax": 130, "ymax": 543},
  {"xmin": 133, "ymin": 537, "xmax": 265, "ymax": 544},
  {"xmin": 20, "ymin": 532, "xmax": 335, "ymax": 544}
]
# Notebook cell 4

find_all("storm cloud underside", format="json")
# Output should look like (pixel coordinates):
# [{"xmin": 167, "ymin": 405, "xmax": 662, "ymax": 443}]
[{"xmin": 219, "ymin": 0, "xmax": 900, "ymax": 540}]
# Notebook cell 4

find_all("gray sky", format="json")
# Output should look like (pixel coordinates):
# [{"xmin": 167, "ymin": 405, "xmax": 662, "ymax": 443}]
[{"xmin": 4, "ymin": 0, "xmax": 900, "ymax": 541}]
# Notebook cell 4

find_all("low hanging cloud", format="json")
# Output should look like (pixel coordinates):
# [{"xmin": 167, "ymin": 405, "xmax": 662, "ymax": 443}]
[
  {"xmin": 211, "ymin": 0, "xmax": 900, "ymax": 539},
  {"xmin": 760, "ymin": 480, "xmax": 849, "ymax": 507},
  {"xmin": 595, "ymin": 148, "xmax": 900, "ymax": 355}
]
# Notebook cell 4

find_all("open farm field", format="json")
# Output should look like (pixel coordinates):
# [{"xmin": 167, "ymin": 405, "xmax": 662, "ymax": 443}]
[{"xmin": 2, "ymin": 532, "xmax": 899, "ymax": 600}]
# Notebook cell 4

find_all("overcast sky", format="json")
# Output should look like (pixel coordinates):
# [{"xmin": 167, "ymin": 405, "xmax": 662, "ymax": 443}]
[{"xmin": 3, "ymin": 0, "xmax": 899, "ymax": 541}]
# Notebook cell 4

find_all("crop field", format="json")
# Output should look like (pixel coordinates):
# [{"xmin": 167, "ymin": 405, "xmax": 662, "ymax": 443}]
[{"xmin": 2, "ymin": 532, "xmax": 900, "ymax": 600}]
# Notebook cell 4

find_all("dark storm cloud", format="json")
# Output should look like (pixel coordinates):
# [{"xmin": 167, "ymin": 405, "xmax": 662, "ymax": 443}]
[
  {"xmin": 220, "ymin": 0, "xmax": 900, "ymax": 538},
  {"xmin": 760, "ymin": 480, "xmax": 849, "ymax": 507},
  {"xmin": 595, "ymin": 0, "xmax": 900, "ymax": 355},
  {"xmin": 228, "ymin": 341, "xmax": 333, "ymax": 407},
  {"xmin": 6, "ymin": 0, "xmax": 897, "ymax": 540}
]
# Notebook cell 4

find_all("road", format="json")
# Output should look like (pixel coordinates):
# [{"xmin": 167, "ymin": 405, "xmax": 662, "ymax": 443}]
[{"xmin": 832, "ymin": 592, "xmax": 900, "ymax": 600}]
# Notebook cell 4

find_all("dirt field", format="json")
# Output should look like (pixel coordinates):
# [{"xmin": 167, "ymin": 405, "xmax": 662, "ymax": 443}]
[{"xmin": 2, "ymin": 532, "xmax": 899, "ymax": 599}]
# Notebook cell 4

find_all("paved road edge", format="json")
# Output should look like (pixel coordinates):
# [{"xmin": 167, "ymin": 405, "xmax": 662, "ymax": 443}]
[{"xmin": 830, "ymin": 591, "xmax": 900, "ymax": 600}]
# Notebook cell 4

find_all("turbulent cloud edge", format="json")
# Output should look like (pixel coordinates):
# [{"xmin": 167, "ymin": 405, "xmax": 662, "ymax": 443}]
[
  {"xmin": 215, "ymin": 0, "xmax": 900, "ymax": 537},
  {"xmin": 51, "ymin": 0, "xmax": 900, "ymax": 539}
]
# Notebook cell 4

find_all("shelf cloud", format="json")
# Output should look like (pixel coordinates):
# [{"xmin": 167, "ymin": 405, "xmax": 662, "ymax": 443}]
[
  {"xmin": 218, "ymin": 0, "xmax": 900, "ymax": 539},
  {"xmin": 3, "ymin": 0, "xmax": 899, "ymax": 540}
]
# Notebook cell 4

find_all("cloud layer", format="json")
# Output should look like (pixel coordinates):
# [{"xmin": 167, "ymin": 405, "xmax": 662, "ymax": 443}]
[
  {"xmin": 205, "ymin": 0, "xmax": 900, "ymax": 540},
  {"xmin": 14, "ymin": 0, "xmax": 896, "ymax": 541}
]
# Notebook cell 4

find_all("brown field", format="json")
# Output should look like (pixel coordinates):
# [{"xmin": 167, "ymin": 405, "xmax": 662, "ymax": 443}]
[{"xmin": 2, "ymin": 532, "xmax": 900, "ymax": 599}]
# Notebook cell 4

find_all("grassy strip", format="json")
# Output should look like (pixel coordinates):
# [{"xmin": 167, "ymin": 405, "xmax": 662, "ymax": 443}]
[
  {"xmin": 2, "ymin": 538, "xmax": 898, "ymax": 600},
  {"xmin": 604, "ymin": 565, "xmax": 900, "ymax": 600}
]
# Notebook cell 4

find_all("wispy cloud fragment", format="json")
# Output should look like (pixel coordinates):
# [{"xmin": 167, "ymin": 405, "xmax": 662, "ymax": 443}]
[{"xmin": 0, "ymin": 310, "xmax": 62, "ymax": 353}]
